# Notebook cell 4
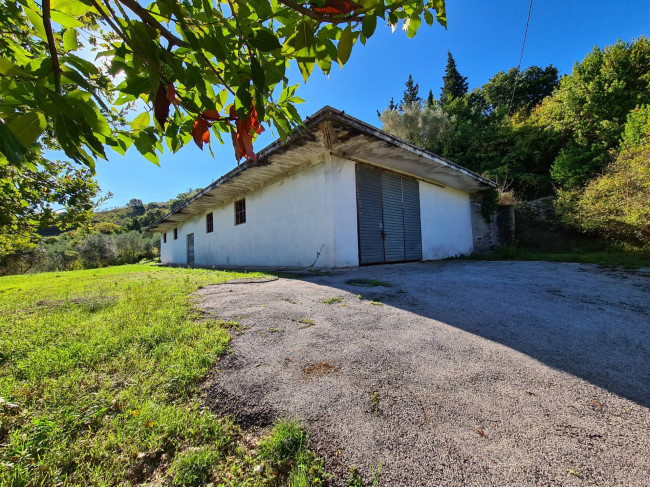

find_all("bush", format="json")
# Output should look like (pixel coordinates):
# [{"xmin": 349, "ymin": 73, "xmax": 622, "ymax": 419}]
[
  {"xmin": 76, "ymin": 234, "xmax": 118, "ymax": 268},
  {"xmin": 559, "ymin": 143, "xmax": 650, "ymax": 244}
]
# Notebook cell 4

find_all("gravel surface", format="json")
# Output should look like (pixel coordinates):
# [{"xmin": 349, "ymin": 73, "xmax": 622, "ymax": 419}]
[{"xmin": 200, "ymin": 261, "xmax": 650, "ymax": 486}]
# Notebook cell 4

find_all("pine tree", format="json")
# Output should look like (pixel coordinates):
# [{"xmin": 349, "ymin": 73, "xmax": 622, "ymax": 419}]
[
  {"xmin": 426, "ymin": 89, "xmax": 435, "ymax": 108},
  {"xmin": 402, "ymin": 75, "xmax": 421, "ymax": 107},
  {"xmin": 388, "ymin": 97, "xmax": 398, "ymax": 110},
  {"xmin": 440, "ymin": 51, "xmax": 468, "ymax": 105}
]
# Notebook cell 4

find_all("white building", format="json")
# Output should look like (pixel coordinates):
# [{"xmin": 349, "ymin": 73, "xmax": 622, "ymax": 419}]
[{"xmin": 150, "ymin": 107, "xmax": 499, "ymax": 269}]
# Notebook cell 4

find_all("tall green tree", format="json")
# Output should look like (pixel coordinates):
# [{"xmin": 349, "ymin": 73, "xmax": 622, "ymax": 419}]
[
  {"xmin": 401, "ymin": 74, "xmax": 422, "ymax": 107},
  {"xmin": 480, "ymin": 65, "xmax": 559, "ymax": 116},
  {"xmin": 536, "ymin": 37, "xmax": 650, "ymax": 189},
  {"xmin": 440, "ymin": 51, "xmax": 468, "ymax": 105}
]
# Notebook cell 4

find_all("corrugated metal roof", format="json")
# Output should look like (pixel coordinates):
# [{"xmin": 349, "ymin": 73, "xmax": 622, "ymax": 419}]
[{"xmin": 148, "ymin": 106, "xmax": 495, "ymax": 232}]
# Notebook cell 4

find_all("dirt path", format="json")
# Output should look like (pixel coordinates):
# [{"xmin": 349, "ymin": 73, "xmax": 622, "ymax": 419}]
[{"xmin": 200, "ymin": 261, "xmax": 650, "ymax": 486}]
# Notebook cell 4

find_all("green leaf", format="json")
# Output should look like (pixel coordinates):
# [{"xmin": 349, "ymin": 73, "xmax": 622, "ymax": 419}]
[
  {"xmin": 0, "ymin": 120, "xmax": 28, "ymax": 164},
  {"xmin": 50, "ymin": 9, "xmax": 83, "ymax": 28},
  {"xmin": 8, "ymin": 112, "xmax": 47, "ymax": 147},
  {"xmin": 337, "ymin": 25, "xmax": 353, "ymax": 68},
  {"xmin": 0, "ymin": 58, "xmax": 29, "ymax": 77},
  {"xmin": 250, "ymin": 57, "xmax": 265, "ymax": 92},
  {"xmin": 235, "ymin": 84, "xmax": 252, "ymax": 116},
  {"xmin": 52, "ymin": 0, "xmax": 92, "ymax": 16},
  {"xmin": 432, "ymin": 0, "xmax": 447, "ymax": 28},
  {"xmin": 62, "ymin": 54, "xmax": 99, "ymax": 76},
  {"xmin": 423, "ymin": 9, "xmax": 434, "ymax": 26},
  {"xmin": 248, "ymin": 29, "xmax": 281, "ymax": 52},
  {"xmin": 407, "ymin": 14, "xmax": 421, "ymax": 38},
  {"xmin": 23, "ymin": 7, "xmax": 47, "ymax": 40},
  {"xmin": 63, "ymin": 29, "xmax": 78, "ymax": 52},
  {"xmin": 297, "ymin": 58, "xmax": 315, "ymax": 83},
  {"xmin": 362, "ymin": 15, "xmax": 377, "ymax": 39},
  {"xmin": 133, "ymin": 131, "xmax": 159, "ymax": 165},
  {"xmin": 131, "ymin": 112, "xmax": 150, "ymax": 130}
]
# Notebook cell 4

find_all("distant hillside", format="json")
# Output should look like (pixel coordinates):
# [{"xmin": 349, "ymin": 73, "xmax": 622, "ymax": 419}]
[{"xmin": 92, "ymin": 189, "xmax": 201, "ymax": 232}]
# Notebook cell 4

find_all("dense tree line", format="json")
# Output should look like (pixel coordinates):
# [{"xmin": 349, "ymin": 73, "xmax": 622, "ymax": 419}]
[{"xmin": 380, "ymin": 38, "xmax": 650, "ymax": 245}]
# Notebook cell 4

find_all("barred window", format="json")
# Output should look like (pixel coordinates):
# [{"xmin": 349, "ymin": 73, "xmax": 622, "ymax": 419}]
[
  {"xmin": 235, "ymin": 199, "xmax": 246, "ymax": 225},
  {"xmin": 206, "ymin": 212, "xmax": 214, "ymax": 233}
]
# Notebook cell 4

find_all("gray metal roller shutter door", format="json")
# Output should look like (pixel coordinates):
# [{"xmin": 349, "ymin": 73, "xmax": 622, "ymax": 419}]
[
  {"xmin": 402, "ymin": 176, "xmax": 423, "ymax": 261},
  {"xmin": 356, "ymin": 165, "xmax": 385, "ymax": 265},
  {"xmin": 356, "ymin": 165, "xmax": 423, "ymax": 264},
  {"xmin": 381, "ymin": 172, "xmax": 406, "ymax": 262}
]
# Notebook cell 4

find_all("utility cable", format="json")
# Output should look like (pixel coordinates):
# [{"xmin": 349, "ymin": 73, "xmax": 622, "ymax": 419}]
[{"xmin": 507, "ymin": 0, "xmax": 534, "ymax": 118}]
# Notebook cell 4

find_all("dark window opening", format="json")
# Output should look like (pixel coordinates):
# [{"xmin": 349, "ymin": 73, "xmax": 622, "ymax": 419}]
[
  {"xmin": 163, "ymin": 233, "xmax": 167, "ymax": 243},
  {"xmin": 174, "ymin": 228, "xmax": 178, "ymax": 240},
  {"xmin": 235, "ymin": 199, "xmax": 246, "ymax": 225},
  {"xmin": 206, "ymin": 212, "xmax": 214, "ymax": 233}
]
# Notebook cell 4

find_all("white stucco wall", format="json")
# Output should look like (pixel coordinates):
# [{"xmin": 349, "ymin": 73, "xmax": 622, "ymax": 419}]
[
  {"xmin": 159, "ymin": 157, "xmax": 475, "ymax": 268},
  {"xmin": 419, "ymin": 181, "xmax": 474, "ymax": 260},
  {"xmin": 159, "ymin": 154, "xmax": 360, "ymax": 268}
]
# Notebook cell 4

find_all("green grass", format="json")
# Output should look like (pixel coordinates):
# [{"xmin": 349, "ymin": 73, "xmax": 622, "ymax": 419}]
[
  {"xmin": 344, "ymin": 279, "xmax": 392, "ymax": 288},
  {"xmin": 0, "ymin": 264, "xmax": 325, "ymax": 486},
  {"xmin": 322, "ymin": 297, "xmax": 343, "ymax": 304},
  {"xmin": 473, "ymin": 244, "xmax": 650, "ymax": 269}
]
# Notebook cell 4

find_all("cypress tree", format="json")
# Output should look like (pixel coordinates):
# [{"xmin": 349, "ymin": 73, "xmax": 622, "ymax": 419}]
[
  {"xmin": 426, "ymin": 89, "xmax": 435, "ymax": 108},
  {"xmin": 440, "ymin": 51, "xmax": 468, "ymax": 104},
  {"xmin": 402, "ymin": 75, "xmax": 421, "ymax": 107}
]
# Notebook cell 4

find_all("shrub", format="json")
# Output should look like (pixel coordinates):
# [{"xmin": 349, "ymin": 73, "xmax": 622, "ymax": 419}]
[
  {"xmin": 76, "ymin": 234, "xmax": 118, "ymax": 268},
  {"xmin": 558, "ymin": 144, "xmax": 650, "ymax": 244}
]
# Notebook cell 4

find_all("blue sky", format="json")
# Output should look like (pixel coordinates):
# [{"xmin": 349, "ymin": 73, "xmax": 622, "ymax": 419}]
[{"xmin": 94, "ymin": 0, "xmax": 650, "ymax": 207}]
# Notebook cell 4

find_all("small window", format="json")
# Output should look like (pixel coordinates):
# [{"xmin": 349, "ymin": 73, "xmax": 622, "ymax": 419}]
[
  {"xmin": 206, "ymin": 212, "xmax": 214, "ymax": 233},
  {"xmin": 163, "ymin": 232, "xmax": 167, "ymax": 243},
  {"xmin": 234, "ymin": 198, "xmax": 246, "ymax": 225},
  {"xmin": 174, "ymin": 228, "xmax": 178, "ymax": 240}
]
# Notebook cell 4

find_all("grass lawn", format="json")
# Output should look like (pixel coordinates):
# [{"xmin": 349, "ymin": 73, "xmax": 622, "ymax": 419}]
[
  {"xmin": 0, "ymin": 265, "xmax": 325, "ymax": 486},
  {"xmin": 473, "ymin": 246, "xmax": 650, "ymax": 269}
]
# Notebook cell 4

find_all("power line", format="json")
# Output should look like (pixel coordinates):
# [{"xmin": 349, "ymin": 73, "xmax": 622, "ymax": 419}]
[{"xmin": 507, "ymin": 0, "xmax": 534, "ymax": 117}]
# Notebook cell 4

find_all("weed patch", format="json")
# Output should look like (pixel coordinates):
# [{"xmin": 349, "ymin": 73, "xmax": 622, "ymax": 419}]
[
  {"xmin": 322, "ymin": 296, "xmax": 343, "ymax": 304},
  {"xmin": 345, "ymin": 278, "xmax": 392, "ymax": 288},
  {"xmin": 302, "ymin": 361, "xmax": 339, "ymax": 378}
]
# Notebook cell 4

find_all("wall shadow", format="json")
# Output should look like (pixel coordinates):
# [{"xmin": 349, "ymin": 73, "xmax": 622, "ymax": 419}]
[{"xmin": 302, "ymin": 261, "xmax": 650, "ymax": 409}]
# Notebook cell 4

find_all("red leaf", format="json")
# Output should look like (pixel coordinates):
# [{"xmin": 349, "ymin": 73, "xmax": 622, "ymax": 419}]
[
  {"xmin": 228, "ymin": 104, "xmax": 264, "ymax": 162},
  {"xmin": 311, "ymin": 0, "xmax": 360, "ymax": 15},
  {"xmin": 248, "ymin": 104, "xmax": 264, "ymax": 135},
  {"xmin": 166, "ymin": 84, "xmax": 176, "ymax": 104},
  {"xmin": 202, "ymin": 110, "xmax": 222, "ymax": 121},
  {"xmin": 154, "ymin": 83, "xmax": 170, "ymax": 130},
  {"xmin": 192, "ymin": 117, "xmax": 210, "ymax": 150},
  {"xmin": 230, "ymin": 127, "xmax": 243, "ymax": 161}
]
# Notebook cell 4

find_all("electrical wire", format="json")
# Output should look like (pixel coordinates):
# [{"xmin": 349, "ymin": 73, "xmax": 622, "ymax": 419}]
[{"xmin": 507, "ymin": 0, "xmax": 534, "ymax": 118}]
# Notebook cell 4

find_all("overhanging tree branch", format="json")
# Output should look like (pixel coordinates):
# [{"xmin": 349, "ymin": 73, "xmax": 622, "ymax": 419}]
[{"xmin": 42, "ymin": 0, "xmax": 62, "ymax": 94}]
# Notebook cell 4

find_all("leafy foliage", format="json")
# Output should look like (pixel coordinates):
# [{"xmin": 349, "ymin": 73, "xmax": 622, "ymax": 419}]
[
  {"xmin": 0, "ymin": 0, "xmax": 448, "ymax": 168},
  {"xmin": 0, "ymin": 153, "xmax": 99, "ymax": 255},
  {"xmin": 379, "ymin": 101, "xmax": 455, "ymax": 155},
  {"xmin": 557, "ymin": 113, "xmax": 650, "ymax": 245},
  {"xmin": 536, "ymin": 38, "xmax": 650, "ymax": 189}
]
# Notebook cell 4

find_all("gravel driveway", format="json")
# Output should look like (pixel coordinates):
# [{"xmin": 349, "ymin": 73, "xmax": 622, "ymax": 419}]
[{"xmin": 200, "ymin": 261, "xmax": 650, "ymax": 486}]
